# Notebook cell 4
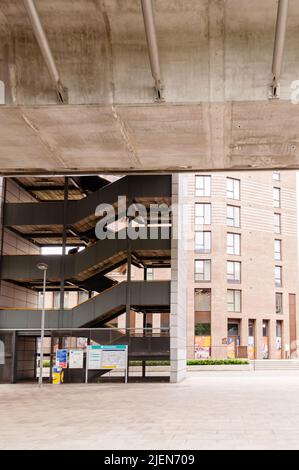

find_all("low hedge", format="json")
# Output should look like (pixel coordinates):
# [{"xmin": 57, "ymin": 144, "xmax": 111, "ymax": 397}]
[
  {"xmin": 187, "ymin": 359, "xmax": 249, "ymax": 366},
  {"xmin": 129, "ymin": 359, "xmax": 249, "ymax": 366}
]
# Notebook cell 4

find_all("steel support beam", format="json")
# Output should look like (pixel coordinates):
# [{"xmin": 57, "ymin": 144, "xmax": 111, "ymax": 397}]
[
  {"xmin": 23, "ymin": 0, "xmax": 67, "ymax": 103},
  {"xmin": 140, "ymin": 0, "xmax": 163, "ymax": 101},
  {"xmin": 271, "ymin": 0, "xmax": 289, "ymax": 98}
]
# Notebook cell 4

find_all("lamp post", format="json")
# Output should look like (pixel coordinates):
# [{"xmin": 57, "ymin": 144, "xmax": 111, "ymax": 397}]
[{"xmin": 37, "ymin": 262, "xmax": 48, "ymax": 387}]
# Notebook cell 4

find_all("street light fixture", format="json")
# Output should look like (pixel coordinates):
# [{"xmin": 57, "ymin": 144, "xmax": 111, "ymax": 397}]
[{"xmin": 37, "ymin": 262, "xmax": 48, "ymax": 387}]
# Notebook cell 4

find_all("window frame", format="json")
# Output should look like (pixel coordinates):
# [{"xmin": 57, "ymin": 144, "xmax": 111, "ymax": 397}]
[
  {"xmin": 195, "ymin": 175, "xmax": 211, "ymax": 197},
  {"xmin": 274, "ymin": 239, "xmax": 282, "ymax": 261},
  {"xmin": 194, "ymin": 259, "xmax": 211, "ymax": 282},
  {"xmin": 273, "ymin": 187, "xmax": 281, "ymax": 208},
  {"xmin": 227, "ymin": 260, "xmax": 241, "ymax": 283},
  {"xmin": 227, "ymin": 289, "xmax": 241, "ymax": 313},
  {"xmin": 274, "ymin": 213, "xmax": 281, "ymax": 234},
  {"xmin": 275, "ymin": 292, "xmax": 283, "ymax": 314},
  {"xmin": 273, "ymin": 171, "xmax": 280, "ymax": 181},
  {"xmin": 275, "ymin": 265, "xmax": 282, "ymax": 287},
  {"xmin": 226, "ymin": 177, "xmax": 240, "ymax": 200},
  {"xmin": 195, "ymin": 231, "xmax": 211, "ymax": 253},
  {"xmin": 227, "ymin": 232, "xmax": 241, "ymax": 255},
  {"xmin": 227, "ymin": 205, "xmax": 240, "ymax": 228},
  {"xmin": 195, "ymin": 203, "xmax": 211, "ymax": 225}
]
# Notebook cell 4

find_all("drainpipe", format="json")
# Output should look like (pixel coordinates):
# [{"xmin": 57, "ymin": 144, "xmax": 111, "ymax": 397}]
[
  {"xmin": 23, "ymin": 0, "xmax": 67, "ymax": 103},
  {"xmin": 271, "ymin": 0, "xmax": 289, "ymax": 99},
  {"xmin": 140, "ymin": 0, "xmax": 164, "ymax": 101}
]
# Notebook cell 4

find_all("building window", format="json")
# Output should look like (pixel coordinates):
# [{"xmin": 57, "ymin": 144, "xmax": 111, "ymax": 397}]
[
  {"xmin": 146, "ymin": 268, "xmax": 153, "ymax": 280},
  {"xmin": 273, "ymin": 187, "xmax": 281, "ymax": 208},
  {"xmin": 227, "ymin": 261, "xmax": 241, "ymax": 283},
  {"xmin": 195, "ymin": 231, "xmax": 211, "ymax": 253},
  {"xmin": 78, "ymin": 291, "xmax": 89, "ymax": 304},
  {"xmin": 275, "ymin": 266, "xmax": 282, "ymax": 287},
  {"xmin": 195, "ymin": 175, "xmax": 211, "ymax": 197},
  {"xmin": 53, "ymin": 292, "xmax": 60, "ymax": 309},
  {"xmin": 227, "ymin": 232, "xmax": 241, "ymax": 255},
  {"xmin": 195, "ymin": 203, "xmax": 211, "ymax": 225},
  {"xmin": 274, "ymin": 213, "xmax": 281, "ymax": 234},
  {"xmin": 227, "ymin": 289, "xmax": 241, "ymax": 312},
  {"xmin": 274, "ymin": 239, "xmax": 281, "ymax": 261},
  {"xmin": 226, "ymin": 178, "xmax": 240, "ymax": 200},
  {"xmin": 195, "ymin": 260, "xmax": 211, "ymax": 282},
  {"xmin": 276, "ymin": 293, "xmax": 283, "ymax": 314},
  {"xmin": 227, "ymin": 205, "xmax": 240, "ymax": 227},
  {"xmin": 273, "ymin": 171, "xmax": 280, "ymax": 181}
]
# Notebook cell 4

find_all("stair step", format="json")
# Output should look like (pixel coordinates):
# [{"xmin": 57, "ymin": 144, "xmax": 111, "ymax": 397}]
[{"xmin": 251, "ymin": 360, "xmax": 299, "ymax": 370}]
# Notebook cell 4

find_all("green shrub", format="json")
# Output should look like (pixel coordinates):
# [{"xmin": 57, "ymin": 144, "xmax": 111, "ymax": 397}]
[
  {"xmin": 129, "ymin": 359, "xmax": 249, "ymax": 367},
  {"xmin": 187, "ymin": 359, "xmax": 249, "ymax": 365}
]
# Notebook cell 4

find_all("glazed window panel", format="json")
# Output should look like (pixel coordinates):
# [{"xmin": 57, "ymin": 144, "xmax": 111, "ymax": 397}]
[
  {"xmin": 195, "ymin": 203, "xmax": 211, "ymax": 225},
  {"xmin": 227, "ymin": 205, "xmax": 240, "ymax": 227},
  {"xmin": 227, "ymin": 261, "xmax": 241, "ymax": 283},
  {"xmin": 227, "ymin": 232, "xmax": 241, "ymax": 255},
  {"xmin": 275, "ymin": 266, "xmax": 282, "ymax": 287},
  {"xmin": 195, "ymin": 260, "xmax": 211, "ymax": 282},
  {"xmin": 227, "ymin": 289, "xmax": 241, "ymax": 312},
  {"xmin": 274, "ymin": 213, "xmax": 281, "ymax": 234},
  {"xmin": 274, "ymin": 239, "xmax": 281, "ymax": 261},
  {"xmin": 195, "ymin": 175, "xmax": 211, "ymax": 197},
  {"xmin": 195, "ymin": 231, "xmax": 211, "ymax": 253},
  {"xmin": 226, "ymin": 178, "xmax": 240, "ymax": 200},
  {"xmin": 273, "ymin": 187, "xmax": 281, "ymax": 208}
]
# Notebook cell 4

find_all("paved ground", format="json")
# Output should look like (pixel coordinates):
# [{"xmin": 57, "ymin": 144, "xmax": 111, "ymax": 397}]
[{"xmin": 1, "ymin": 370, "xmax": 299, "ymax": 450}]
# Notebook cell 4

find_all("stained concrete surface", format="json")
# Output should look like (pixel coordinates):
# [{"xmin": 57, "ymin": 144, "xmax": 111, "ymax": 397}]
[{"xmin": 1, "ymin": 371, "xmax": 299, "ymax": 450}]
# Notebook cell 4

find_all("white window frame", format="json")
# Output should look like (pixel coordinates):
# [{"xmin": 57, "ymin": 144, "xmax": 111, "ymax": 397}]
[
  {"xmin": 227, "ymin": 289, "xmax": 241, "ymax": 312},
  {"xmin": 195, "ymin": 175, "xmax": 211, "ymax": 197},
  {"xmin": 227, "ymin": 232, "xmax": 241, "ymax": 255},
  {"xmin": 226, "ymin": 177, "xmax": 240, "ymax": 200},
  {"xmin": 273, "ymin": 171, "xmax": 280, "ymax": 181},
  {"xmin": 227, "ymin": 261, "xmax": 241, "ymax": 283},
  {"xmin": 275, "ymin": 266, "xmax": 282, "ymax": 287},
  {"xmin": 195, "ymin": 203, "xmax": 211, "ymax": 225},
  {"xmin": 274, "ymin": 213, "xmax": 281, "ymax": 234},
  {"xmin": 275, "ymin": 292, "xmax": 283, "ymax": 314},
  {"xmin": 195, "ymin": 260, "xmax": 211, "ymax": 282},
  {"xmin": 227, "ymin": 205, "xmax": 240, "ymax": 228},
  {"xmin": 273, "ymin": 187, "xmax": 281, "ymax": 208},
  {"xmin": 195, "ymin": 231, "xmax": 211, "ymax": 253},
  {"xmin": 274, "ymin": 239, "xmax": 281, "ymax": 261}
]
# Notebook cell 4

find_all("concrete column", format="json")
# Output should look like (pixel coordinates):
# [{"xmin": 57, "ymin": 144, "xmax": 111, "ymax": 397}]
[
  {"xmin": 170, "ymin": 174, "xmax": 189, "ymax": 383},
  {"xmin": 255, "ymin": 318, "xmax": 264, "ymax": 359},
  {"xmin": 240, "ymin": 317, "xmax": 248, "ymax": 349},
  {"xmin": 269, "ymin": 318, "xmax": 277, "ymax": 359}
]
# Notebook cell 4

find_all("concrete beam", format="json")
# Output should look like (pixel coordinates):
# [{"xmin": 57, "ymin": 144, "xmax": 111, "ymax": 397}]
[{"xmin": 0, "ymin": 101, "xmax": 299, "ymax": 174}]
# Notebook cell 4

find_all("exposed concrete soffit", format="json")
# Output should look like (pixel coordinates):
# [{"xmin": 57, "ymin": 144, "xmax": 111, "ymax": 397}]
[{"xmin": 1, "ymin": 100, "xmax": 299, "ymax": 175}]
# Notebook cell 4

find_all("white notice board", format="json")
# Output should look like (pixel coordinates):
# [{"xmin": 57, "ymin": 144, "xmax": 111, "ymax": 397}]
[{"xmin": 86, "ymin": 345, "xmax": 128, "ymax": 383}]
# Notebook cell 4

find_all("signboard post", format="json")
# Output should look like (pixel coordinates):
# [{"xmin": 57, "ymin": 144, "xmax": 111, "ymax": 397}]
[{"xmin": 85, "ymin": 345, "xmax": 128, "ymax": 384}]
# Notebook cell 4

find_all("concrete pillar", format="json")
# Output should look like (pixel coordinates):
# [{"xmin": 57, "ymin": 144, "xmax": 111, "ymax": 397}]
[
  {"xmin": 240, "ymin": 317, "xmax": 248, "ymax": 348},
  {"xmin": 170, "ymin": 174, "xmax": 189, "ymax": 383},
  {"xmin": 255, "ymin": 318, "xmax": 264, "ymax": 359},
  {"xmin": 269, "ymin": 318, "xmax": 277, "ymax": 359}
]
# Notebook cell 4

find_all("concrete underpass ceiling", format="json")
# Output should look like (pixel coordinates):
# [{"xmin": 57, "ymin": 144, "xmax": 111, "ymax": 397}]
[{"xmin": 1, "ymin": 0, "xmax": 299, "ymax": 174}]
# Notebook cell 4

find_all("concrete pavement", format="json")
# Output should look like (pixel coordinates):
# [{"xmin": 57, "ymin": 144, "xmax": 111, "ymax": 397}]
[{"xmin": 1, "ymin": 371, "xmax": 299, "ymax": 450}]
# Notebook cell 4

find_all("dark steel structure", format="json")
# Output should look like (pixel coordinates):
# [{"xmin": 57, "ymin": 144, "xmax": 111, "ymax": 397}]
[{"xmin": 0, "ymin": 174, "xmax": 172, "ymax": 382}]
